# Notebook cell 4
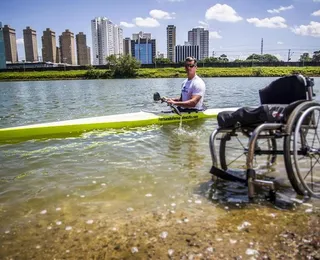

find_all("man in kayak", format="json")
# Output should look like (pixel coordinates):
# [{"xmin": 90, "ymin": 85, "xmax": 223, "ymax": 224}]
[{"xmin": 166, "ymin": 57, "xmax": 206, "ymax": 111}]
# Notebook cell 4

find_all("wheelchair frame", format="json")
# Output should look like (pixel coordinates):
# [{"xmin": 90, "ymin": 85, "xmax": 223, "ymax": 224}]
[{"xmin": 209, "ymin": 75, "xmax": 320, "ymax": 200}]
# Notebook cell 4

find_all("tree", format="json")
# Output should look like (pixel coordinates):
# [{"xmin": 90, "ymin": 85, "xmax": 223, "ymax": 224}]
[
  {"xmin": 261, "ymin": 54, "xmax": 279, "ymax": 62},
  {"xmin": 312, "ymin": 50, "xmax": 320, "ymax": 62},
  {"xmin": 106, "ymin": 54, "xmax": 141, "ymax": 78},
  {"xmin": 299, "ymin": 53, "xmax": 312, "ymax": 62},
  {"xmin": 201, "ymin": 57, "xmax": 219, "ymax": 63},
  {"xmin": 246, "ymin": 54, "xmax": 261, "ymax": 61},
  {"xmin": 246, "ymin": 53, "xmax": 279, "ymax": 62}
]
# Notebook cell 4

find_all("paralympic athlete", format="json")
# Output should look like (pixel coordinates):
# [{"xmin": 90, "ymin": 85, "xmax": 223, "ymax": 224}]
[{"xmin": 166, "ymin": 56, "xmax": 206, "ymax": 111}]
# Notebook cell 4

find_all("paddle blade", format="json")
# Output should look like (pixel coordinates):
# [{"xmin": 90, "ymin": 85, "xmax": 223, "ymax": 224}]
[{"xmin": 153, "ymin": 92, "xmax": 161, "ymax": 101}]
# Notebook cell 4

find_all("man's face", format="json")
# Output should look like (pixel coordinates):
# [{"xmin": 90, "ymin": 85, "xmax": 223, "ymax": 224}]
[{"xmin": 185, "ymin": 61, "xmax": 197, "ymax": 74}]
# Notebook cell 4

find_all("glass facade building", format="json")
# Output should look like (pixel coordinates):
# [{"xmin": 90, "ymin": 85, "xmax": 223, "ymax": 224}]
[
  {"xmin": 134, "ymin": 42, "xmax": 152, "ymax": 64},
  {"xmin": 131, "ymin": 38, "xmax": 156, "ymax": 64}
]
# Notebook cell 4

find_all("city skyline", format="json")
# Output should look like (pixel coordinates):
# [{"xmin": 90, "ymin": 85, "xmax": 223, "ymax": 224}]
[{"xmin": 1, "ymin": 0, "xmax": 320, "ymax": 62}]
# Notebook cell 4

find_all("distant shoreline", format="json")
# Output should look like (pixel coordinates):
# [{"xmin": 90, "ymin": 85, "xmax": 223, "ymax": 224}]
[{"xmin": 0, "ymin": 67, "xmax": 319, "ymax": 81}]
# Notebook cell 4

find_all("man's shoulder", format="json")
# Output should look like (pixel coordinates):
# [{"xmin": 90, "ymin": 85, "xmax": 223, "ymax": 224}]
[
  {"xmin": 194, "ymin": 75, "xmax": 205, "ymax": 86},
  {"xmin": 182, "ymin": 78, "xmax": 188, "ymax": 84}
]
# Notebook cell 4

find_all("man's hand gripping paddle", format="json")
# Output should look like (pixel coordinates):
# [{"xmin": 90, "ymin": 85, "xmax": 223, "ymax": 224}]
[{"xmin": 153, "ymin": 92, "xmax": 181, "ymax": 116}]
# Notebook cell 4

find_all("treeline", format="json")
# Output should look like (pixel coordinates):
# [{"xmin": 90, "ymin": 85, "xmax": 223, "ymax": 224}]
[
  {"xmin": 155, "ymin": 51, "xmax": 320, "ymax": 64},
  {"xmin": 1, "ymin": 54, "xmax": 320, "ymax": 80},
  {"xmin": 1, "ymin": 67, "xmax": 320, "ymax": 81},
  {"xmin": 1, "ymin": 61, "xmax": 320, "ymax": 73}
]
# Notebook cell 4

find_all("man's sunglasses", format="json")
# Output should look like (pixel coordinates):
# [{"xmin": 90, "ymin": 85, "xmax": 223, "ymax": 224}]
[{"xmin": 185, "ymin": 64, "xmax": 196, "ymax": 68}]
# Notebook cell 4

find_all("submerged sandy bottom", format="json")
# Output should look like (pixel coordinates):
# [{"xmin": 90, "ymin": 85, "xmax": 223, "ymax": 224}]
[
  {"xmin": 1, "ymin": 123, "xmax": 320, "ymax": 259},
  {"xmin": 1, "ymin": 197, "xmax": 319, "ymax": 260}
]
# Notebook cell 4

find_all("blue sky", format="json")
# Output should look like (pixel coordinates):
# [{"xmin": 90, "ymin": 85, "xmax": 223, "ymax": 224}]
[{"xmin": 1, "ymin": 0, "xmax": 319, "ymax": 62}]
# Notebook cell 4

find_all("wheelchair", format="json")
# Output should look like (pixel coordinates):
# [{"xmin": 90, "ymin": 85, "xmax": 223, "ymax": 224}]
[{"xmin": 209, "ymin": 74, "xmax": 320, "ymax": 200}]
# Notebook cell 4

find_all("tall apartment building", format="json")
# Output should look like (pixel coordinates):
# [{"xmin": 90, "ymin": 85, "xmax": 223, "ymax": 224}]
[
  {"xmin": 188, "ymin": 28, "xmax": 209, "ymax": 60},
  {"xmin": 131, "ymin": 37, "xmax": 156, "ymax": 64},
  {"xmin": 175, "ymin": 44, "xmax": 200, "ymax": 63},
  {"xmin": 132, "ymin": 31, "xmax": 151, "ymax": 41},
  {"xmin": 166, "ymin": 25, "xmax": 176, "ymax": 63},
  {"xmin": 91, "ymin": 17, "xmax": 123, "ymax": 65},
  {"xmin": 59, "ymin": 29, "xmax": 76, "ymax": 65},
  {"xmin": 3, "ymin": 25, "xmax": 18, "ymax": 63},
  {"xmin": 0, "ymin": 22, "xmax": 6, "ymax": 68},
  {"xmin": 42, "ymin": 28, "xmax": 56, "ymax": 63},
  {"xmin": 76, "ymin": 32, "xmax": 90, "ymax": 65},
  {"xmin": 23, "ymin": 26, "xmax": 38, "ymax": 62},
  {"xmin": 87, "ymin": 47, "xmax": 91, "ymax": 64},
  {"xmin": 123, "ymin": 37, "xmax": 131, "ymax": 56},
  {"xmin": 113, "ymin": 25, "xmax": 123, "ymax": 57}
]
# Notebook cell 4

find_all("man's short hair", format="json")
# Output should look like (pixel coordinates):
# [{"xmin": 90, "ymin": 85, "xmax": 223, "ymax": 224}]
[{"xmin": 185, "ymin": 56, "xmax": 197, "ymax": 65}]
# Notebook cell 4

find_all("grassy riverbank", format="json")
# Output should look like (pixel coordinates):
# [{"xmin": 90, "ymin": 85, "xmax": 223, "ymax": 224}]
[{"xmin": 0, "ymin": 66, "xmax": 320, "ymax": 81}]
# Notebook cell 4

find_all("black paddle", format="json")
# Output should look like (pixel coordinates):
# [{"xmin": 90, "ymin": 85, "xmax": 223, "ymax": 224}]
[{"xmin": 153, "ymin": 92, "xmax": 181, "ymax": 116}]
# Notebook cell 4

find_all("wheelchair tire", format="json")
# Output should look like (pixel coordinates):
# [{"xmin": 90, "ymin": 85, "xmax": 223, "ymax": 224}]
[
  {"xmin": 284, "ymin": 101, "xmax": 320, "ymax": 196},
  {"xmin": 284, "ymin": 101, "xmax": 320, "ymax": 198},
  {"xmin": 219, "ymin": 131, "xmax": 277, "ymax": 174}
]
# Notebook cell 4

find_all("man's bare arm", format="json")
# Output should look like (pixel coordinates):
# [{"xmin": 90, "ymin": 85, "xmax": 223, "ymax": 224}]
[{"xmin": 167, "ymin": 95, "xmax": 201, "ymax": 108}]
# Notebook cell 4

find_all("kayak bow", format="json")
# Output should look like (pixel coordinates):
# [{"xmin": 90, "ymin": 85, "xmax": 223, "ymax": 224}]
[{"xmin": 0, "ymin": 108, "xmax": 238, "ymax": 143}]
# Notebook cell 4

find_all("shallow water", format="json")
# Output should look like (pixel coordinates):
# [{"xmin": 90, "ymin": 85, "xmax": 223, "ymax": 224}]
[{"xmin": 0, "ymin": 78, "xmax": 319, "ymax": 258}]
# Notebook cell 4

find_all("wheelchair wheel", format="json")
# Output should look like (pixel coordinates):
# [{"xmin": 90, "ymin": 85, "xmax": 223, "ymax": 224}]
[
  {"xmin": 284, "ymin": 102, "xmax": 320, "ymax": 198},
  {"xmin": 284, "ymin": 101, "xmax": 320, "ymax": 197},
  {"xmin": 219, "ymin": 131, "xmax": 277, "ymax": 174}
]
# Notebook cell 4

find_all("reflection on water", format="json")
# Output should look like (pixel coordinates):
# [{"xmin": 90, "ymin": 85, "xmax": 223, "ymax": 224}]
[{"xmin": 1, "ymin": 78, "xmax": 320, "ymax": 258}]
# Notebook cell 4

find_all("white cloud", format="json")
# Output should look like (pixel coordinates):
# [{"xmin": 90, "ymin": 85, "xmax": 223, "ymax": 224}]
[
  {"xmin": 311, "ymin": 10, "xmax": 320, "ymax": 16},
  {"xmin": 120, "ymin": 22, "xmax": 135, "ymax": 28},
  {"xmin": 291, "ymin": 21, "xmax": 320, "ymax": 37},
  {"xmin": 205, "ymin": 4, "xmax": 243, "ymax": 22},
  {"xmin": 198, "ymin": 21, "xmax": 209, "ymax": 28},
  {"xmin": 267, "ymin": 5, "xmax": 294, "ymax": 14},
  {"xmin": 149, "ymin": 9, "xmax": 175, "ymax": 19},
  {"xmin": 168, "ymin": 0, "xmax": 184, "ymax": 2},
  {"xmin": 133, "ymin": 17, "xmax": 160, "ymax": 27},
  {"xmin": 277, "ymin": 41, "xmax": 284, "ymax": 44},
  {"xmin": 313, "ymin": 0, "xmax": 320, "ymax": 2},
  {"xmin": 247, "ymin": 16, "xmax": 287, "ymax": 28},
  {"xmin": 209, "ymin": 31, "xmax": 222, "ymax": 39},
  {"xmin": 16, "ymin": 38, "xmax": 24, "ymax": 44}
]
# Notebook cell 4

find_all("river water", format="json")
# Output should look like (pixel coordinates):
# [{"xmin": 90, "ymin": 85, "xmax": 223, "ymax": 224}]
[{"xmin": 0, "ymin": 77, "xmax": 319, "ymax": 258}]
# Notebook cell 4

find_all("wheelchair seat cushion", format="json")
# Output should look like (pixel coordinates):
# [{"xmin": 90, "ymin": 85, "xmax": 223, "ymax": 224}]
[{"xmin": 217, "ymin": 101, "xmax": 305, "ymax": 128}]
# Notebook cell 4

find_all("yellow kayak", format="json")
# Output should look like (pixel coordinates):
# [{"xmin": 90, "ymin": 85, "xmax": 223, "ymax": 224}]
[{"xmin": 0, "ymin": 108, "xmax": 238, "ymax": 143}]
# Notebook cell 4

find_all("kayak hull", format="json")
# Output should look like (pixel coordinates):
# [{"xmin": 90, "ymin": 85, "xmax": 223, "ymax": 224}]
[{"xmin": 0, "ymin": 108, "xmax": 238, "ymax": 143}]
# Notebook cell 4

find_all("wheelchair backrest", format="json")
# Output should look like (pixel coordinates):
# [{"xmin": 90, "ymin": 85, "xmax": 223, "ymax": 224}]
[{"xmin": 259, "ymin": 74, "xmax": 314, "ymax": 105}]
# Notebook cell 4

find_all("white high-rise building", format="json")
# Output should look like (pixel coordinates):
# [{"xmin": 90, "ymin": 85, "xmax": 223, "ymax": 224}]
[
  {"xmin": 188, "ymin": 28, "xmax": 209, "ymax": 60},
  {"xmin": 113, "ymin": 25, "xmax": 123, "ymax": 57},
  {"xmin": 91, "ymin": 17, "xmax": 123, "ymax": 65},
  {"xmin": 175, "ymin": 45, "xmax": 200, "ymax": 63}
]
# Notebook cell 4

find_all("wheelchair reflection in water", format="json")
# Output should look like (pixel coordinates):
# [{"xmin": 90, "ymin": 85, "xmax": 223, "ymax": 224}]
[{"xmin": 209, "ymin": 74, "xmax": 320, "ymax": 201}]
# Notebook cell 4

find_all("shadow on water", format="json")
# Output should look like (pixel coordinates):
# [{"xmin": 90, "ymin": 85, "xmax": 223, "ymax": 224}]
[
  {"xmin": 158, "ymin": 119, "xmax": 315, "ymax": 211},
  {"xmin": 195, "ymin": 178, "xmax": 314, "ymax": 211}
]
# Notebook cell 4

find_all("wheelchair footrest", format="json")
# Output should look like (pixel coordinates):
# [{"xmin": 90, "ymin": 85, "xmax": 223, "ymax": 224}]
[
  {"xmin": 210, "ymin": 165, "xmax": 246, "ymax": 183},
  {"xmin": 251, "ymin": 179, "xmax": 275, "ymax": 190}
]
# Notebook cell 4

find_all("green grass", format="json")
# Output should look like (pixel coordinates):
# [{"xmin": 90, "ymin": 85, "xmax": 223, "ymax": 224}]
[{"xmin": 0, "ymin": 66, "xmax": 319, "ymax": 81}]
